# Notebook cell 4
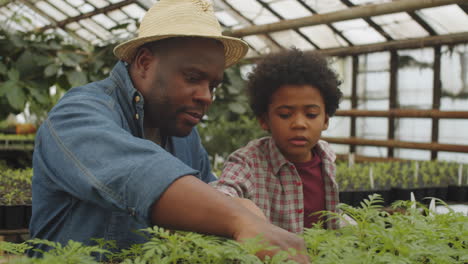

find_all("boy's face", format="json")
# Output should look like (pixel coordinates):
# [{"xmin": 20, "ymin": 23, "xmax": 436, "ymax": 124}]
[{"xmin": 259, "ymin": 84, "xmax": 329, "ymax": 163}]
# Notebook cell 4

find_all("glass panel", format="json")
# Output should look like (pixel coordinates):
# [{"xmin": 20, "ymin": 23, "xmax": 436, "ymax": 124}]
[
  {"xmin": 48, "ymin": 0, "xmax": 80, "ymax": 17},
  {"xmin": 356, "ymin": 146, "xmax": 388, "ymax": 158},
  {"xmin": 215, "ymin": 11, "xmax": 239, "ymax": 27},
  {"xmin": 438, "ymin": 152, "xmax": 468, "ymax": 163},
  {"xmin": 372, "ymin": 12, "xmax": 428, "ymax": 39},
  {"xmin": 79, "ymin": 19, "xmax": 112, "ymax": 40},
  {"xmin": 108, "ymin": 9, "xmax": 128, "ymax": 21},
  {"xmin": 270, "ymin": 0, "xmax": 311, "ymax": 19},
  {"xmin": 395, "ymin": 149, "xmax": 430, "ymax": 161},
  {"xmin": 92, "ymin": 14, "xmax": 117, "ymax": 29},
  {"xmin": 87, "ymin": 0, "xmax": 110, "ymax": 8},
  {"xmin": 36, "ymin": 1, "xmax": 67, "ymax": 21},
  {"xmin": 75, "ymin": 27, "xmax": 98, "ymax": 42},
  {"xmin": 396, "ymin": 118, "xmax": 431, "ymax": 143},
  {"xmin": 356, "ymin": 117, "xmax": 388, "ymax": 139},
  {"xmin": 418, "ymin": 5, "xmax": 468, "ymax": 34},
  {"xmin": 357, "ymin": 52, "xmax": 390, "ymax": 110},
  {"xmin": 397, "ymin": 48, "xmax": 434, "ymax": 109},
  {"xmin": 350, "ymin": 0, "xmax": 392, "ymax": 5},
  {"xmin": 300, "ymin": 25, "xmax": 349, "ymax": 48},
  {"xmin": 302, "ymin": 0, "xmax": 347, "ymax": 13},
  {"xmin": 323, "ymin": 116, "xmax": 350, "ymax": 154},
  {"xmin": 440, "ymin": 44, "xmax": 468, "ymax": 111},
  {"xmin": 77, "ymin": 3, "xmax": 95, "ymax": 13},
  {"xmin": 243, "ymin": 35, "xmax": 270, "ymax": 54},
  {"xmin": 66, "ymin": 0, "xmax": 85, "ymax": 7},
  {"xmin": 0, "ymin": 7, "xmax": 28, "ymax": 31},
  {"xmin": 333, "ymin": 19, "xmax": 386, "ymax": 44},
  {"xmin": 439, "ymin": 120, "xmax": 468, "ymax": 145},
  {"xmin": 330, "ymin": 57, "xmax": 352, "ymax": 98},
  {"xmin": 121, "ymin": 4, "xmax": 146, "ymax": 20},
  {"xmin": 269, "ymin": 30, "xmax": 314, "ymax": 50},
  {"xmin": 66, "ymin": 22, "xmax": 81, "ymax": 30},
  {"xmin": 226, "ymin": 0, "xmax": 278, "ymax": 24}
]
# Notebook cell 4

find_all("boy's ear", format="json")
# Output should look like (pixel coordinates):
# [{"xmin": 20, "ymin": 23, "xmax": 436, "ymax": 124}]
[
  {"xmin": 258, "ymin": 114, "xmax": 270, "ymax": 132},
  {"xmin": 323, "ymin": 114, "xmax": 330, "ymax": 131}
]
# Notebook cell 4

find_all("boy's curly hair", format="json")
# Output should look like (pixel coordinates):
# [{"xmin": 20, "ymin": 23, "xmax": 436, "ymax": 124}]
[{"xmin": 247, "ymin": 48, "xmax": 343, "ymax": 117}]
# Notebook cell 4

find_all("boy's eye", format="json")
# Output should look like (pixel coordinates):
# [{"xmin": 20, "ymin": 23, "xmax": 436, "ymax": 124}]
[
  {"xmin": 278, "ymin": 113, "xmax": 291, "ymax": 119},
  {"xmin": 307, "ymin": 113, "xmax": 318, "ymax": 118}
]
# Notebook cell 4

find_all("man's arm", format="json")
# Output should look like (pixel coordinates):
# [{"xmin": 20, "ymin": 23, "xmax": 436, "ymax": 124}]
[{"xmin": 151, "ymin": 175, "xmax": 310, "ymax": 264}]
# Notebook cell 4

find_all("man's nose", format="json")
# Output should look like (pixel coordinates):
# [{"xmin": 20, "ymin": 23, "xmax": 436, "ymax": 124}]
[{"xmin": 194, "ymin": 84, "xmax": 213, "ymax": 106}]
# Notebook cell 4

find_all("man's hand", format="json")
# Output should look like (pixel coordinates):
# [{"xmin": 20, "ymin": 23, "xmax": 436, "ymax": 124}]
[
  {"xmin": 232, "ymin": 210, "xmax": 310, "ymax": 264},
  {"xmin": 151, "ymin": 175, "xmax": 310, "ymax": 263}
]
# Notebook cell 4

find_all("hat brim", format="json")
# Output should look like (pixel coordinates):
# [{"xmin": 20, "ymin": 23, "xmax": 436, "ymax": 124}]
[{"xmin": 114, "ymin": 34, "xmax": 248, "ymax": 68}]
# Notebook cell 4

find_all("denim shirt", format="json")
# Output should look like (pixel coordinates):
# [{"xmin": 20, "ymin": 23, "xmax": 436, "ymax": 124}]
[{"xmin": 30, "ymin": 61, "xmax": 216, "ymax": 251}]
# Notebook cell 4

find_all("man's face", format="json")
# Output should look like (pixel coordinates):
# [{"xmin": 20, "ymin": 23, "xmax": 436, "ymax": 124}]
[
  {"xmin": 139, "ymin": 38, "xmax": 225, "ymax": 137},
  {"xmin": 259, "ymin": 84, "xmax": 329, "ymax": 163}
]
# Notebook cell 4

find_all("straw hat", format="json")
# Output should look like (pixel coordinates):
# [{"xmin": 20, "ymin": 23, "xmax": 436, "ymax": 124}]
[{"xmin": 113, "ymin": 0, "xmax": 249, "ymax": 68}]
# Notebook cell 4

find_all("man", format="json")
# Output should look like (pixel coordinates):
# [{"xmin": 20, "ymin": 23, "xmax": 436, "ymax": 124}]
[{"xmin": 30, "ymin": 0, "xmax": 308, "ymax": 262}]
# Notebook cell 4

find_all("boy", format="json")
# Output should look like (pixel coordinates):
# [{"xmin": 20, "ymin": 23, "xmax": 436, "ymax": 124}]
[{"xmin": 211, "ymin": 48, "xmax": 343, "ymax": 233}]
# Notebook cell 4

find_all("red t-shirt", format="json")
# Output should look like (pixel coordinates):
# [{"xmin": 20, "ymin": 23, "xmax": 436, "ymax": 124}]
[{"xmin": 293, "ymin": 151, "xmax": 326, "ymax": 228}]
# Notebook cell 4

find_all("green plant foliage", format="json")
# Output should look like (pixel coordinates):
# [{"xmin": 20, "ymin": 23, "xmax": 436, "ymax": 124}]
[
  {"xmin": 0, "ymin": 21, "xmax": 117, "ymax": 122},
  {"xmin": 1, "ymin": 195, "xmax": 467, "ymax": 263},
  {"xmin": 0, "ymin": 165, "xmax": 32, "ymax": 205},
  {"xmin": 336, "ymin": 160, "xmax": 464, "ymax": 191}
]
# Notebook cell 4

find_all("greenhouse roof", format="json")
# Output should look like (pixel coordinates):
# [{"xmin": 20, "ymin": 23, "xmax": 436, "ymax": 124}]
[{"xmin": 1, "ymin": 0, "xmax": 467, "ymax": 58}]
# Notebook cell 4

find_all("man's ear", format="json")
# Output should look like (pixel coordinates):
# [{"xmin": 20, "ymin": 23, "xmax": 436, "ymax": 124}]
[
  {"xmin": 132, "ymin": 47, "xmax": 156, "ymax": 79},
  {"xmin": 258, "ymin": 114, "xmax": 270, "ymax": 132}
]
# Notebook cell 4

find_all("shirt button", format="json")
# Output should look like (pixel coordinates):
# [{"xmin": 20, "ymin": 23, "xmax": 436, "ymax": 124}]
[
  {"xmin": 135, "ymin": 95, "xmax": 141, "ymax": 103},
  {"xmin": 296, "ymin": 209, "xmax": 303, "ymax": 214},
  {"xmin": 135, "ymin": 113, "xmax": 139, "ymax": 120}
]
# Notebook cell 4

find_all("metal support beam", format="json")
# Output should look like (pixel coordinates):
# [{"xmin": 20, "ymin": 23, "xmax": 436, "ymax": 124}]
[
  {"xmin": 350, "ymin": 56, "xmax": 359, "ymax": 154},
  {"xmin": 388, "ymin": 51, "xmax": 399, "ymax": 158},
  {"xmin": 242, "ymin": 32, "xmax": 468, "ymax": 64},
  {"xmin": 311, "ymin": 32, "xmax": 468, "ymax": 57},
  {"xmin": 334, "ymin": 109, "xmax": 468, "ymax": 119},
  {"xmin": 225, "ymin": 0, "xmax": 465, "ymax": 37},
  {"xmin": 431, "ymin": 46, "xmax": 442, "ymax": 160},
  {"xmin": 322, "ymin": 136, "xmax": 468, "ymax": 153}
]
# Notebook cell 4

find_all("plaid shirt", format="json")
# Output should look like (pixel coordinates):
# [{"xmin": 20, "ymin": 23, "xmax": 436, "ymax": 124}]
[{"xmin": 210, "ymin": 137, "xmax": 339, "ymax": 233}]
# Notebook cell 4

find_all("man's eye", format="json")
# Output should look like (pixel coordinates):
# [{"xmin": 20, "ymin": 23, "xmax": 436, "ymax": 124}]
[
  {"xmin": 279, "ymin": 114, "xmax": 290, "ymax": 119},
  {"xmin": 185, "ymin": 74, "xmax": 201, "ymax": 82},
  {"xmin": 307, "ymin": 113, "xmax": 318, "ymax": 118}
]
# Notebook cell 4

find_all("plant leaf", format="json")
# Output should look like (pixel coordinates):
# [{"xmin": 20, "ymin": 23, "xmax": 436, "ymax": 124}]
[{"xmin": 66, "ymin": 70, "xmax": 87, "ymax": 87}]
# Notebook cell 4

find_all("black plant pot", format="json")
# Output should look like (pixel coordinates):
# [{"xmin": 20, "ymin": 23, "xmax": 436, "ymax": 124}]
[
  {"xmin": 24, "ymin": 205, "xmax": 32, "ymax": 228},
  {"xmin": 351, "ymin": 191, "xmax": 376, "ymax": 207},
  {"xmin": 3, "ymin": 205, "xmax": 25, "ymax": 230},
  {"xmin": 373, "ymin": 190, "xmax": 394, "ymax": 206},
  {"xmin": 339, "ymin": 191, "xmax": 354, "ymax": 206},
  {"xmin": 0, "ymin": 206, "xmax": 4, "ymax": 229},
  {"xmin": 447, "ymin": 185, "xmax": 468, "ymax": 202},
  {"xmin": 392, "ymin": 188, "xmax": 426, "ymax": 202},
  {"xmin": 424, "ymin": 187, "xmax": 448, "ymax": 202}
]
